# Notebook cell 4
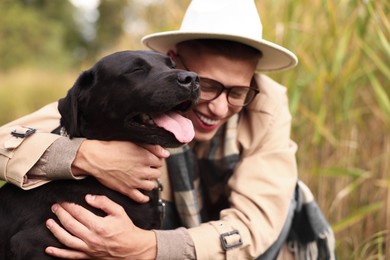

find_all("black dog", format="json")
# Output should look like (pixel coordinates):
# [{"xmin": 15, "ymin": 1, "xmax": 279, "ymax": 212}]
[{"xmin": 0, "ymin": 50, "xmax": 199, "ymax": 260}]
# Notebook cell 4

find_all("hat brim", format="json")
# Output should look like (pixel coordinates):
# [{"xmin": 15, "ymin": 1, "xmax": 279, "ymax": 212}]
[{"xmin": 142, "ymin": 31, "xmax": 298, "ymax": 72}]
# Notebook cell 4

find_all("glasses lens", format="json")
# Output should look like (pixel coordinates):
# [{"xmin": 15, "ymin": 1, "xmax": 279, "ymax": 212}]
[
  {"xmin": 228, "ymin": 88, "xmax": 252, "ymax": 106},
  {"xmin": 199, "ymin": 78, "xmax": 222, "ymax": 101},
  {"xmin": 243, "ymin": 89, "xmax": 256, "ymax": 106}
]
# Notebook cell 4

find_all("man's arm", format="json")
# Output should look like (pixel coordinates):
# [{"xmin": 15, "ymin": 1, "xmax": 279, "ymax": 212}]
[
  {"xmin": 0, "ymin": 101, "xmax": 170, "ymax": 202},
  {"xmin": 0, "ymin": 102, "xmax": 67, "ymax": 188}
]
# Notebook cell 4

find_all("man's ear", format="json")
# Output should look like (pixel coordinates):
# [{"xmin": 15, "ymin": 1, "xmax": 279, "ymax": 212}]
[
  {"xmin": 58, "ymin": 69, "xmax": 95, "ymax": 138},
  {"xmin": 167, "ymin": 50, "xmax": 178, "ymax": 60}
]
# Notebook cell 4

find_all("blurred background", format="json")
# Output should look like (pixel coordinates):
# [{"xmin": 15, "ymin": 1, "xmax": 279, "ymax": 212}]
[{"xmin": 0, "ymin": 0, "xmax": 389, "ymax": 258}]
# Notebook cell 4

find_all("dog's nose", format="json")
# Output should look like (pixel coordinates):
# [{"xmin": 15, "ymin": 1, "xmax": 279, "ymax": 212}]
[{"xmin": 177, "ymin": 71, "xmax": 199, "ymax": 92}]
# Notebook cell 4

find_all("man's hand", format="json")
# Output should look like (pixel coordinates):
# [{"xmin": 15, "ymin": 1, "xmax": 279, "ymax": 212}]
[
  {"xmin": 45, "ymin": 195, "xmax": 157, "ymax": 259},
  {"xmin": 71, "ymin": 140, "xmax": 170, "ymax": 203}
]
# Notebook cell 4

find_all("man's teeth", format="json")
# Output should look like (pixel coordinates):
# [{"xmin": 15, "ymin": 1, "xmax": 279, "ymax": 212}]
[{"xmin": 196, "ymin": 112, "xmax": 220, "ymax": 125}]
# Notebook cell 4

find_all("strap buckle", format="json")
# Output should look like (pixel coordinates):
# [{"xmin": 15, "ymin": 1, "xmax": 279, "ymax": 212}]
[
  {"xmin": 11, "ymin": 127, "xmax": 36, "ymax": 138},
  {"xmin": 220, "ymin": 230, "xmax": 243, "ymax": 250}
]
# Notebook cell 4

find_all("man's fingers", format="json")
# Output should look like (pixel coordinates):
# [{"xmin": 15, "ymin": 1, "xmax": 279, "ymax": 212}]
[
  {"xmin": 142, "ymin": 144, "xmax": 170, "ymax": 159},
  {"xmin": 143, "ymin": 166, "xmax": 163, "ymax": 180},
  {"xmin": 84, "ymin": 194, "xmax": 126, "ymax": 217},
  {"xmin": 45, "ymin": 246, "xmax": 90, "ymax": 259},
  {"xmin": 46, "ymin": 218, "xmax": 86, "ymax": 251},
  {"xmin": 141, "ymin": 179, "xmax": 159, "ymax": 191},
  {"xmin": 124, "ymin": 189, "xmax": 150, "ymax": 203},
  {"xmin": 50, "ymin": 204, "xmax": 92, "ymax": 243}
]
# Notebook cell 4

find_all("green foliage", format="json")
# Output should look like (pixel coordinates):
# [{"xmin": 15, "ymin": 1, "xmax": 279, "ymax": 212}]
[
  {"xmin": 0, "ymin": 0, "xmax": 79, "ymax": 70},
  {"xmin": 94, "ymin": 1, "xmax": 127, "ymax": 51},
  {"xmin": 0, "ymin": 0, "xmax": 126, "ymax": 70}
]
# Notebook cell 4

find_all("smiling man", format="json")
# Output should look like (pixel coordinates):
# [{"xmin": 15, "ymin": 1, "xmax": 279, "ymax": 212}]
[{"xmin": 172, "ymin": 39, "xmax": 261, "ymax": 142}]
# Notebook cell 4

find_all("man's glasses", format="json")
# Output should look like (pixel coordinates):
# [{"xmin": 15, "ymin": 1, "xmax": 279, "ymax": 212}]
[
  {"xmin": 177, "ymin": 55, "xmax": 259, "ymax": 107},
  {"xmin": 199, "ymin": 77, "xmax": 259, "ymax": 107}
]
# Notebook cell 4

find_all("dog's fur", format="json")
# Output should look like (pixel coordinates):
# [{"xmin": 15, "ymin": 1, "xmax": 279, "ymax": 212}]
[{"xmin": 0, "ymin": 50, "xmax": 199, "ymax": 260}]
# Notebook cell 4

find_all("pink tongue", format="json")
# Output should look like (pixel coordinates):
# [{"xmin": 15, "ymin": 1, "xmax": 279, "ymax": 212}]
[{"xmin": 152, "ymin": 112, "xmax": 195, "ymax": 143}]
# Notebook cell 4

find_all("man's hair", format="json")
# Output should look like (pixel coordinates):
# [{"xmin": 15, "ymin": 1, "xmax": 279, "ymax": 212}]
[{"xmin": 176, "ymin": 39, "xmax": 262, "ymax": 60}]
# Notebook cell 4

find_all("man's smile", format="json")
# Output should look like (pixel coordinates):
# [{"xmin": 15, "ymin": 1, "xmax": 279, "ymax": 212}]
[{"xmin": 195, "ymin": 111, "xmax": 220, "ymax": 126}]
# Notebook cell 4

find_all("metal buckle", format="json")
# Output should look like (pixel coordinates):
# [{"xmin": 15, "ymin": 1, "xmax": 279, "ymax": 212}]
[
  {"xmin": 11, "ymin": 127, "xmax": 36, "ymax": 138},
  {"xmin": 220, "ymin": 230, "xmax": 243, "ymax": 250}
]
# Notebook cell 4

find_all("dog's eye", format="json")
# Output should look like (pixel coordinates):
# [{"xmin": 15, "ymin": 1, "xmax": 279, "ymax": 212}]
[{"xmin": 127, "ymin": 67, "xmax": 145, "ymax": 74}]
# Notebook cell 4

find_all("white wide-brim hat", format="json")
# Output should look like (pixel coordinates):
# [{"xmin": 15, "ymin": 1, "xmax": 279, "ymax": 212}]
[{"xmin": 142, "ymin": 0, "xmax": 298, "ymax": 72}]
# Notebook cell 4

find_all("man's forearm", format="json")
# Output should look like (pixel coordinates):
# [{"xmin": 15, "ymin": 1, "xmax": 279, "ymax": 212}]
[
  {"xmin": 26, "ymin": 137, "xmax": 85, "ymax": 186},
  {"xmin": 155, "ymin": 228, "xmax": 196, "ymax": 259}
]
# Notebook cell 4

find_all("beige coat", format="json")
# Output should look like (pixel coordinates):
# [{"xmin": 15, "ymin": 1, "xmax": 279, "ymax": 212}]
[{"xmin": 0, "ymin": 74, "xmax": 298, "ymax": 259}]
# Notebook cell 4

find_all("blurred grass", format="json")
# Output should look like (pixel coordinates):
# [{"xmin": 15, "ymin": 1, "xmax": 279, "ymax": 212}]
[
  {"xmin": 0, "ymin": 0, "xmax": 389, "ymax": 258},
  {"xmin": 0, "ymin": 68, "xmax": 78, "ymax": 125}
]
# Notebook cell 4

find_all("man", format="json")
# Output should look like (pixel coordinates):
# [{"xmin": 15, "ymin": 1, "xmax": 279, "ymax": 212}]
[{"xmin": 0, "ymin": 0, "xmax": 335, "ymax": 259}]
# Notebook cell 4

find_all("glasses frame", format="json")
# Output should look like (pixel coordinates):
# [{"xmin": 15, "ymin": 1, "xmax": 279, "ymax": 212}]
[
  {"xmin": 177, "ymin": 55, "xmax": 260, "ymax": 107},
  {"xmin": 198, "ymin": 77, "xmax": 259, "ymax": 107}
]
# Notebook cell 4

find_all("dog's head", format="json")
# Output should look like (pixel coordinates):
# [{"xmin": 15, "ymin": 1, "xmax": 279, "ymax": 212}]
[{"xmin": 58, "ymin": 50, "xmax": 200, "ymax": 147}]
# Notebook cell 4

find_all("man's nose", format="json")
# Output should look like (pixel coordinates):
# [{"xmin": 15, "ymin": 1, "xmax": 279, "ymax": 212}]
[{"xmin": 207, "ymin": 91, "xmax": 229, "ymax": 117}]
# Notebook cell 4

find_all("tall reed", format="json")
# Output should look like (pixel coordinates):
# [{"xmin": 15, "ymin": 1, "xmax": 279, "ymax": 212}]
[{"xmin": 257, "ymin": 0, "xmax": 389, "ymax": 258}]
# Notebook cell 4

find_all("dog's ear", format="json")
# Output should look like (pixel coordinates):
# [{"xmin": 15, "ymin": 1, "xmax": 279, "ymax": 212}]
[
  {"xmin": 76, "ymin": 69, "xmax": 95, "ymax": 88},
  {"xmin": 58, "ymin": 70, "xmax": 95, "ymax": 138}
]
